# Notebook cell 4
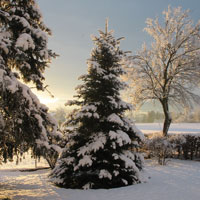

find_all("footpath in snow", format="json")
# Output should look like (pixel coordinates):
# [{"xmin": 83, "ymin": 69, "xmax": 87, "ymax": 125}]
[{"xmin": 0, "ymin": 159, "xmax": 200, "ymax": 200}]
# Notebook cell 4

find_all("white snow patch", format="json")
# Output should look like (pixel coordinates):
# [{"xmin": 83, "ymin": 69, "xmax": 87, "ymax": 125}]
[
  {"xmin": 75, "ymin": 155, "xmax": 93, "ymax": 170},
  {"xmin": 88, "ymin": 60, "xmax": 105, "ymax": 75},
  {"xmin": 93, "ymin": 112, "xmax": 99, "ymax": 118},
  {"xmin": 78, "ymin": 133, "xmax": 106, "ymax": 156},
  {"xmin": 1, "ymin": 159, "xmax": 200, "ymax": 200},
  {"xmin": 82, "ymin": 182, "xmax": 94, "ymax": 190},
  {"xmin": 122, "ymin": 179, "xmax": 128, "ymax": 185},
  {"xmin": 16, "ymin": 33, "xmax": 35, "ymax": 50},
  {"xmin": 62, "ymin": 157, "xmax": 74, "ymax": 165},
  {"xmin": 107, "ymin": 113, "xmax": 124, "ymax": 126},
  {"xmin": 113, "ymin": 170, "xmax": 119, "ymax": 176},
  {"xmin": 13, "ymin": 16, "xmax": 31, "ymax": 29},
  {"xmin": 109, "ymin": 130, "xmax": 131, "ymax": 146},
  {"xmin": 0, "ymin": 32, "xmax": 11, "ymax": 54},
  {"xmin": 136, "ymin": 123, "xmax": 200, "ymax": 136},
  {"xmin": 33, "ymin": 29, "xmax": 48, "ymax": 41},
  {"xmin": 119, "ymin": 151, "xmax": 139, "ymax": 176},
  {"xmin": 4, "ymin": 75, "xmax": 18, "ymax": 93},
  {"xmin": 99, "ymin": 169, "xmax": 112, "ymax": 180}
]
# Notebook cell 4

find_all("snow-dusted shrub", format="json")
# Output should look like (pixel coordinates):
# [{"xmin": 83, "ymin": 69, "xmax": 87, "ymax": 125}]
[
  {"xmin": 168, "ymin": 135, "xmax": 186, "ymax": 158},
  {"xmin": 146, "ymin": 133, "xmax": 173, "ymax": 165},
  {"xmin": 144, "ymin": 133, "xmax": 200, "ymax": 162},
  {"xmin": 168, "ymin": 134, "xmax": 200, "ymax": 160},
  {"xmin": 181, "ymin": 134, "xmax": 200, "ymax": 160}
]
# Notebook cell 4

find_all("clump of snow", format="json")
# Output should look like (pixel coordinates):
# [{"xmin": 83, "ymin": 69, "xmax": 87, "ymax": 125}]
[
  {"xmin": 82, "ymin": 105, "xmax": 97, "ymax": 112},
  {"xmin": 99, "ymin": 169, "xmax": 112, "ymax": 180},
  {"xmin": 76, "ymin": 155, "xmax": 93, "ymax": 170},
  {"xmin": 16, "ymin": 33, "xmax": 35, "ymax": 50},
  {"xmin": 107, "ymin": 113, "xmax": 124, "ymax": 126},
  {"xmin": 4, "ymin": 75, "xmax": 18, "ymax": 93},
  {"xmin": 0, "ymin": 32, "xmax": 11, "ymax": 54},
  {"xmin": 93, "ymin": 113, "xmax": 99, "ymax": 118},
  {"xmin": 82, "ymin": 182, "xmax": 94, "ymax": 190},
  {"xmin": 109, "ymin": 130, "xmax": 131, "ymax": 146},
  {"xmin": 103, "ymin": 74, "xmax": 117, "ymax": 80},
  {"xmin": 112, "ymin": 153, "xmax": 119, "ymax": 160},
  {"xmin": 113, "ymin": 170, "xmax": 119, "ymax": 176},
  {"xmin": 33, "ymin": 29, "xmax": 48, "ymax": 41},
  {"xmin": 62, "ymin": 157, "xmax": 74, "ymax": 165},
  {"xmin": 119, "ymin": 153, "xmax": 140, "ymax": 177},
  {"xmin": 73, "ymin": 105, "xmax": 99, "ymax": 119},
  {"xmin": 76, "ymin": 112, "xmax": 92, "ymax": 118},
  {"xmin": 13, "ymin": 16, "xmax": 31, "ymax": 29},
  {"xmin": 34, "ymin": 114, "xmax": 49, "ymax": 141},
  {"xmin": 78, "ymin": 133, "xmax": 106, "ymax": 156},
  {"xmin": 88, "ymin": 60, "xmax": 106, "ymax": 75},
  {"xmin": 122, "ymin": 179, "xmax": 128, "ymax": 185}
]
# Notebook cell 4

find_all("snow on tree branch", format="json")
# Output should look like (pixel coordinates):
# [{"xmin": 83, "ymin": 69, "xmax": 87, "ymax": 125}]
[{"xmin": 124, "ymin": 6, "xmax": 200, "ymax": 136}]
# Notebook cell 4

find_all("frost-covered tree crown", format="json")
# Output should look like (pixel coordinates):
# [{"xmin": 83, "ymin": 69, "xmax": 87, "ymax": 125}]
[
  {"xmin": 51, "ymin": 25, "xmax": 144, "ymax": 189},
  {"xmin": 127, "ymin": 6, "xmax": 200, "ymax": 107},
  {"xmin": 124, "ymin": 6, "xmax": 200, "ymax": 135}
]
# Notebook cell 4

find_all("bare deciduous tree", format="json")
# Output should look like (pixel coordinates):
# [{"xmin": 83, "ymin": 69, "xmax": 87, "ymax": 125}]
[{"xmin": 125, "ymin": 6, "xmax": 200, "ymax": 136}]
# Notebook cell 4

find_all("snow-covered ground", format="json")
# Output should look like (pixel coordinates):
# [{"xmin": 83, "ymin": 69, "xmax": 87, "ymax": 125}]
[
  {"xmin": 0, "ymin": 152, "xmax": 48, "ymax": 171},
  {"xmin": 136, "ymin": 123, "xmax": 200, "ymax": 134},
  {"xmin": 0, "ymin": 159, "xmax": 200, "ymax": 200},
  {"xmin": 1, "ymin": 123, "xmax": 200, "ymax": 200}
]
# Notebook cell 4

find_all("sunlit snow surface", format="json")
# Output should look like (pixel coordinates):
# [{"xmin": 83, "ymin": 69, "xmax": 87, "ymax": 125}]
[
  {"xmin": 0, "ymin": 159, "xmax": 200, "ymax": 200},
  {"xmin": 0, "ymin": 123, "xmax": 200, "ymax": 200}
]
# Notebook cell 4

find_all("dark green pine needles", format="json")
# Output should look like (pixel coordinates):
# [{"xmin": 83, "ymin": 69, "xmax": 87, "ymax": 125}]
[{"xmin": 50, "ymin": 25, "xmax": 144, "ymax": 189}]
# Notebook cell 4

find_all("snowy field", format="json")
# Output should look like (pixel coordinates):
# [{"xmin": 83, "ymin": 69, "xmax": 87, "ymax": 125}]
[
  {"xmin": 1, "ymin": 123, "xmax": 200, "ymax": 200},
  {"xmin": 136, "ymin": 123, "xmax": 200, "ymax": 134},
  {"xmin": 0, "ymin": 159, "xmax": 200, "ymax": 200}
]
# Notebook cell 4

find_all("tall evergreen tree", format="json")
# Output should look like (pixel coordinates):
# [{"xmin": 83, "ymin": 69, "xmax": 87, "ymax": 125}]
[
  {"xmin": 0, "ymin": 0, "xmax": 61, "ymax": 167},
  {"xmin": 51, "ymin": 23, "xmax": 144, "ymax": 189}
]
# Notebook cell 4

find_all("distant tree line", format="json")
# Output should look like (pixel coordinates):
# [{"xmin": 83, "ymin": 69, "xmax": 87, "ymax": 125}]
[
  {"xmin": 176, "ymin": 109, "xmax": 200, "ymax": 123},
  {"xmin": 125, "ymin": 109, "xmax": 200, "ymax": 123},
  {"xmin": 131, "ymin": 111, "xmax": 164, "ymax": 123}
]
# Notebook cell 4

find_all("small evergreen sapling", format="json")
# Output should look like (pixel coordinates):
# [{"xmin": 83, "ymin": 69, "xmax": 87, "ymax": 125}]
[{"xmin": 51, "ymin": 23, "xmax": 144, "ymax": 189}]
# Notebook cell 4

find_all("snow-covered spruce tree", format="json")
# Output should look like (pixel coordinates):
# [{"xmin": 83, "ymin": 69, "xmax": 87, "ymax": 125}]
[
  {"xmin": 0, "ymin": 0, "xmax": 61, "ymax": 167},
  {"xmin": 51, "ymin": 23, "xmax": 144, "ymax": 189}
]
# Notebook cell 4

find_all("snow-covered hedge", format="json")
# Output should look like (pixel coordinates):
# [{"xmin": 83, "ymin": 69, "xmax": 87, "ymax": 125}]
[
  {"xmin": 143, "ymin": 133, "xmax": 200, "ymax": 164},
  {"xmin": 181, "ymin": 134, "xmax": 200, "ymax": 160}
]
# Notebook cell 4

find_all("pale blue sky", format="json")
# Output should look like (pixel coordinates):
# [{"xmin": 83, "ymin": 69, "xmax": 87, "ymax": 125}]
[{"xmin": 35, "ymin": 0, "xmax": 200, "ymax": 109}]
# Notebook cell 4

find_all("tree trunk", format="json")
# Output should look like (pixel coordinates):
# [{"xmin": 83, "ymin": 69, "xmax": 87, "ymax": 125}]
[{"xmin": 161, "ymin": 99, "xmax": 172, "ymax": 136}]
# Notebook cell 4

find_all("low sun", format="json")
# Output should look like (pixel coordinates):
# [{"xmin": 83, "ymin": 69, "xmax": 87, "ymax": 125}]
[{"xmin": 39, "ymin": 97, "xmax": 59, "ymax": 105}]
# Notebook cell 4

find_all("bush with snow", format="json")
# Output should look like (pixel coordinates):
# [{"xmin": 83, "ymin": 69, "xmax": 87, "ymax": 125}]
[
  {"xmin": 146, "ymin": 133, "xmax": 173, "ymax": 165},
  {"xmin": 180, "ymin": 134, "xmax": 200, "ymax": 160},
  {"xmin": 144, "ymin": 133, "xmax": 196, "ymax": 164}
]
